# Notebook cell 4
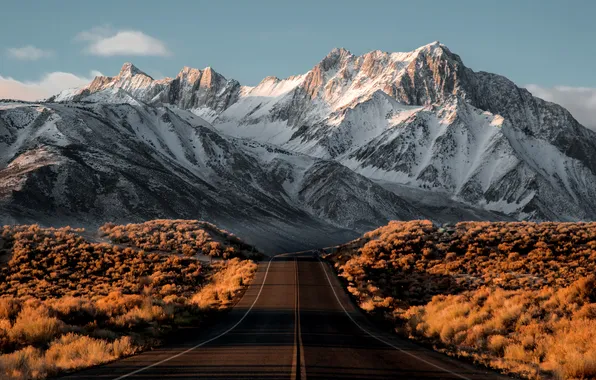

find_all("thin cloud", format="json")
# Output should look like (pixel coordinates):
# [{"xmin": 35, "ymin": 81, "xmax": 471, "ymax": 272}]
[
  {"xmin": 76, "ymin": 26, "xmax": 170, "ymax": 57},
  {"xmin": 7, "ymin": 45, "xmax": 53, "ymax": 61},
  {"xmin": 75, "ymin": 25, "xmax": 113, "ymax": 42},
  {"xmin": 526, "ymin": 85, "xmax": 596, "ymax": 131},
  {"xmin": 0, "ymin": 71, "xmax": 102, "ymax": 101}
]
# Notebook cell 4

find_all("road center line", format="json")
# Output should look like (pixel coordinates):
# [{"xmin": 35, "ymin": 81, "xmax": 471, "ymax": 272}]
[
  {"xmin": 291, "ymin": 258, "xmax": 299, "ymax": 380},
  {"xmin": 294, "ymin": 257, "xmax": 307, "ymax": 380},
  {"xmin": 316, "ymin": 256, "xmax": 472, "ymax": 380},
  {"xmin": 112, "ymin": 257, "xmax": 275, "ymax": 380}
]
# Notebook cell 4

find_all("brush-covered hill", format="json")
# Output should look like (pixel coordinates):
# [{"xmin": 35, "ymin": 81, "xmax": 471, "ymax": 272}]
[
  {"xmin": 325, "ymin": 220, "xmax": 596, "ymax": 379},
  {"xmin": 0, "ymin": 219, "xmax": 257, "ymax": 379}
]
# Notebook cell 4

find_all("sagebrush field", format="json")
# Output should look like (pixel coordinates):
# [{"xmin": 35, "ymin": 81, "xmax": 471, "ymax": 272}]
[
  {"xmin": 0, "ymin": 220, "xmax": 257, "ymax": 379},
  {"xmin": 326, "ymin": 220, "xmax": 596, "ymax": 380}
]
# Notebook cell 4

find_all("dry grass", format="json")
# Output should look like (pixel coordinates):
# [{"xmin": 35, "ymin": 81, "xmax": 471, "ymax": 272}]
[
  {"xmin": 191, "ymin": 258, "xmax": 257, "ymax": 309},
  {"xmin": 0, "ymin": 334, "xmax": 136, "ymax": 379},
  {"xmin": 327, "ymin": 221, "xmax": 596, "ymax": 379},
  {"xmin": 0, "ymin": 225, "xmax": 205, "ymax": 299},
  {"xmin": 0, "ymin": 221, "xmax": 258, "ymax": 380},
  {"xmin": 100, "ymin": 220, "xmax": 259, "ymax": 259}
]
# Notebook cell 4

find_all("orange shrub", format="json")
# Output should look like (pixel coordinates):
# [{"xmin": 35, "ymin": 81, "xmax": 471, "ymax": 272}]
[
  {"xmin": 0, "ymin": 221, "xmax": 258, "ymax": 380},
  {"xmin": 327, "ymin": 221, "xmax": 596, "ymax": 379}
]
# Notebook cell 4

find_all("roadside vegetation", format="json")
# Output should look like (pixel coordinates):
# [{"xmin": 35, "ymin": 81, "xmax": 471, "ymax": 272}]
[
  {"xmin": 0, "ymin": 221, "xmax": 258, "ymax": 379},
  {"xmin": 99, "ymin": 220, "xmax": 258, "ymax": 259},
  {"xmin": 326, "ymin": 220, "xmax": 596, "ymax": 380}
]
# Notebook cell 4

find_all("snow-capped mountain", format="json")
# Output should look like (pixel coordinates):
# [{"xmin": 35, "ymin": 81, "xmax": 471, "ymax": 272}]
[
  {"xmin": 53, "ymin": 41, "xmax": 596, "ymax": 221},
  {"xmin": 0, "ymin": 101, "xmax": 423, "ymax": 252}
]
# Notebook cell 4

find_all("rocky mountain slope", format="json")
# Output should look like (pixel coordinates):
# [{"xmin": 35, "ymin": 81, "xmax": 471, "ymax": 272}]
[
  {"xmin": 0, "ymin": 101, "xmax": 421, "ymax": 252},
  {"xmin": 53, "ymin": 41, "xmax": 596, "ymax": 221},
  {"xmin": 3, "ymin": 42, "xmax": 594, "ymax": 251}
]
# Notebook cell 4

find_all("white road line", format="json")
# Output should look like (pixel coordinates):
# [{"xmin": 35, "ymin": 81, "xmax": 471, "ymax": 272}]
[
  {"xmin": 317, "ymin": 256, "xmax": 473, "ymax": 380},
  {"xmin": 112, "ymin": 258, "xmax": 275, "ymax": 380}
]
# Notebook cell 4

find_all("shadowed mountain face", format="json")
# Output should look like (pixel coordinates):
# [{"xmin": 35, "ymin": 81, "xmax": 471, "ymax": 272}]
[{"xmin": 0, "ymin": 102, "xmax": 421, "ymax": 252}]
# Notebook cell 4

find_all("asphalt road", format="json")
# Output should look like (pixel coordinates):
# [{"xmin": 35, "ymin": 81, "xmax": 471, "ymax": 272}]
[{"xmin": 61, "ymin": 252, "xmax": 507, "ymax": 379}]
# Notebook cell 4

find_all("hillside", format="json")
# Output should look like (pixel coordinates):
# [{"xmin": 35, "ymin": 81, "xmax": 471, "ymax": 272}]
[
  {"xmin": 325, "ymin": 221, "xmax": 596, "ymax": 379},
  {"xmin": 0, "ymin": 220, "xmax": 257, "ymax": 379},
  {"xmin": 0, "ymin": 100, "xmax": 420, "ymax": 252},
  {"xmin": 98, "ymin": 219, "xmax": 259, "ymax": 259}
]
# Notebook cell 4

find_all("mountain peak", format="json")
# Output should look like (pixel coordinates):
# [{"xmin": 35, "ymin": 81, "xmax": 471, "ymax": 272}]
[
  {"xmin": 180, "ymin": 66, "xmax": 199, "ymax": 73},
  {"xmin": 415, "ymin": 41, "xmax": 451, "ymax": 56},
  {"xmin": 418, "ymin": 41, "xmax": 443, "ymax": 49},
  {"xmin": 259, "ymin": 76, "xmax": 281, "ymax": 85},
  {"xmin": 317, "ymin": 47, "xmax": 353, "ymax": 72},
  {"xmin": 328, "ymin": 47, "xmax": 352, "ymax": 56},
  {"xmin": 410, "ymin": 41, "xmax": 463, "ymax": 69},
  {"xmin": 177, "ymin": 66, "xmax": 203, "ymax": 80},
  {"xmin": 119, "ymin": 62, "xmax": 152, "ymax": 79}
]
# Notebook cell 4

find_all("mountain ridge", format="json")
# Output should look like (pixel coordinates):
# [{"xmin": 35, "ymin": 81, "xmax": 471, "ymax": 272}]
[
  {"xmin": 51, "ymin": 42, "xmax": 596, "ymax": 221},
  {"xmin": 2, "ymin": 42, "xmax": 595, "ymax": 250},
  {"xmin": 0, "ymin": 100, "xmax": 428, "ymax": 252}
]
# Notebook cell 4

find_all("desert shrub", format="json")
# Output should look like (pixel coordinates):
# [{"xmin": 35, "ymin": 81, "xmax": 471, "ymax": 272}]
[
  {"xmin": 0, "ymin": 297, "xmax": 20, "ymax": 321},
  {"xmin": 0, "ymin": 221, "xmax": 258, "ymax": 380},
  {"xmin": 0, "ymin": 225, "xmax": 205, "ymax": 299},
  {"xmin": 44, "ymin": 333, "xmax": 136, "ymax": 371},
  {"xmin": 327, "ymin": 221, "xmax": 596, "ymax": 379},
  {"xmin": 99, "ymin": 220, "xmax": 257, "ymax": 259},
  {"xmin": 9, "ymin": 305, "xmax": 64, "ymax": 347},
  {"xmin": 0, "ymin": 346, "xmax": 46, "ymax": 380},
  {"xmin": 0, "ymin": 334, "xmax": 138, "ymax": 380},
  {"xmin": 191, "ymin": 258, "xmax": 257, "ymax": 309}
]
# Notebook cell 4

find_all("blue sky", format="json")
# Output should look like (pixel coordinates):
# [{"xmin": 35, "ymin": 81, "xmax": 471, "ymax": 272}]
[{"xmin": 1, "ymin": 0, "xmax": 595, "ymax": 126}]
